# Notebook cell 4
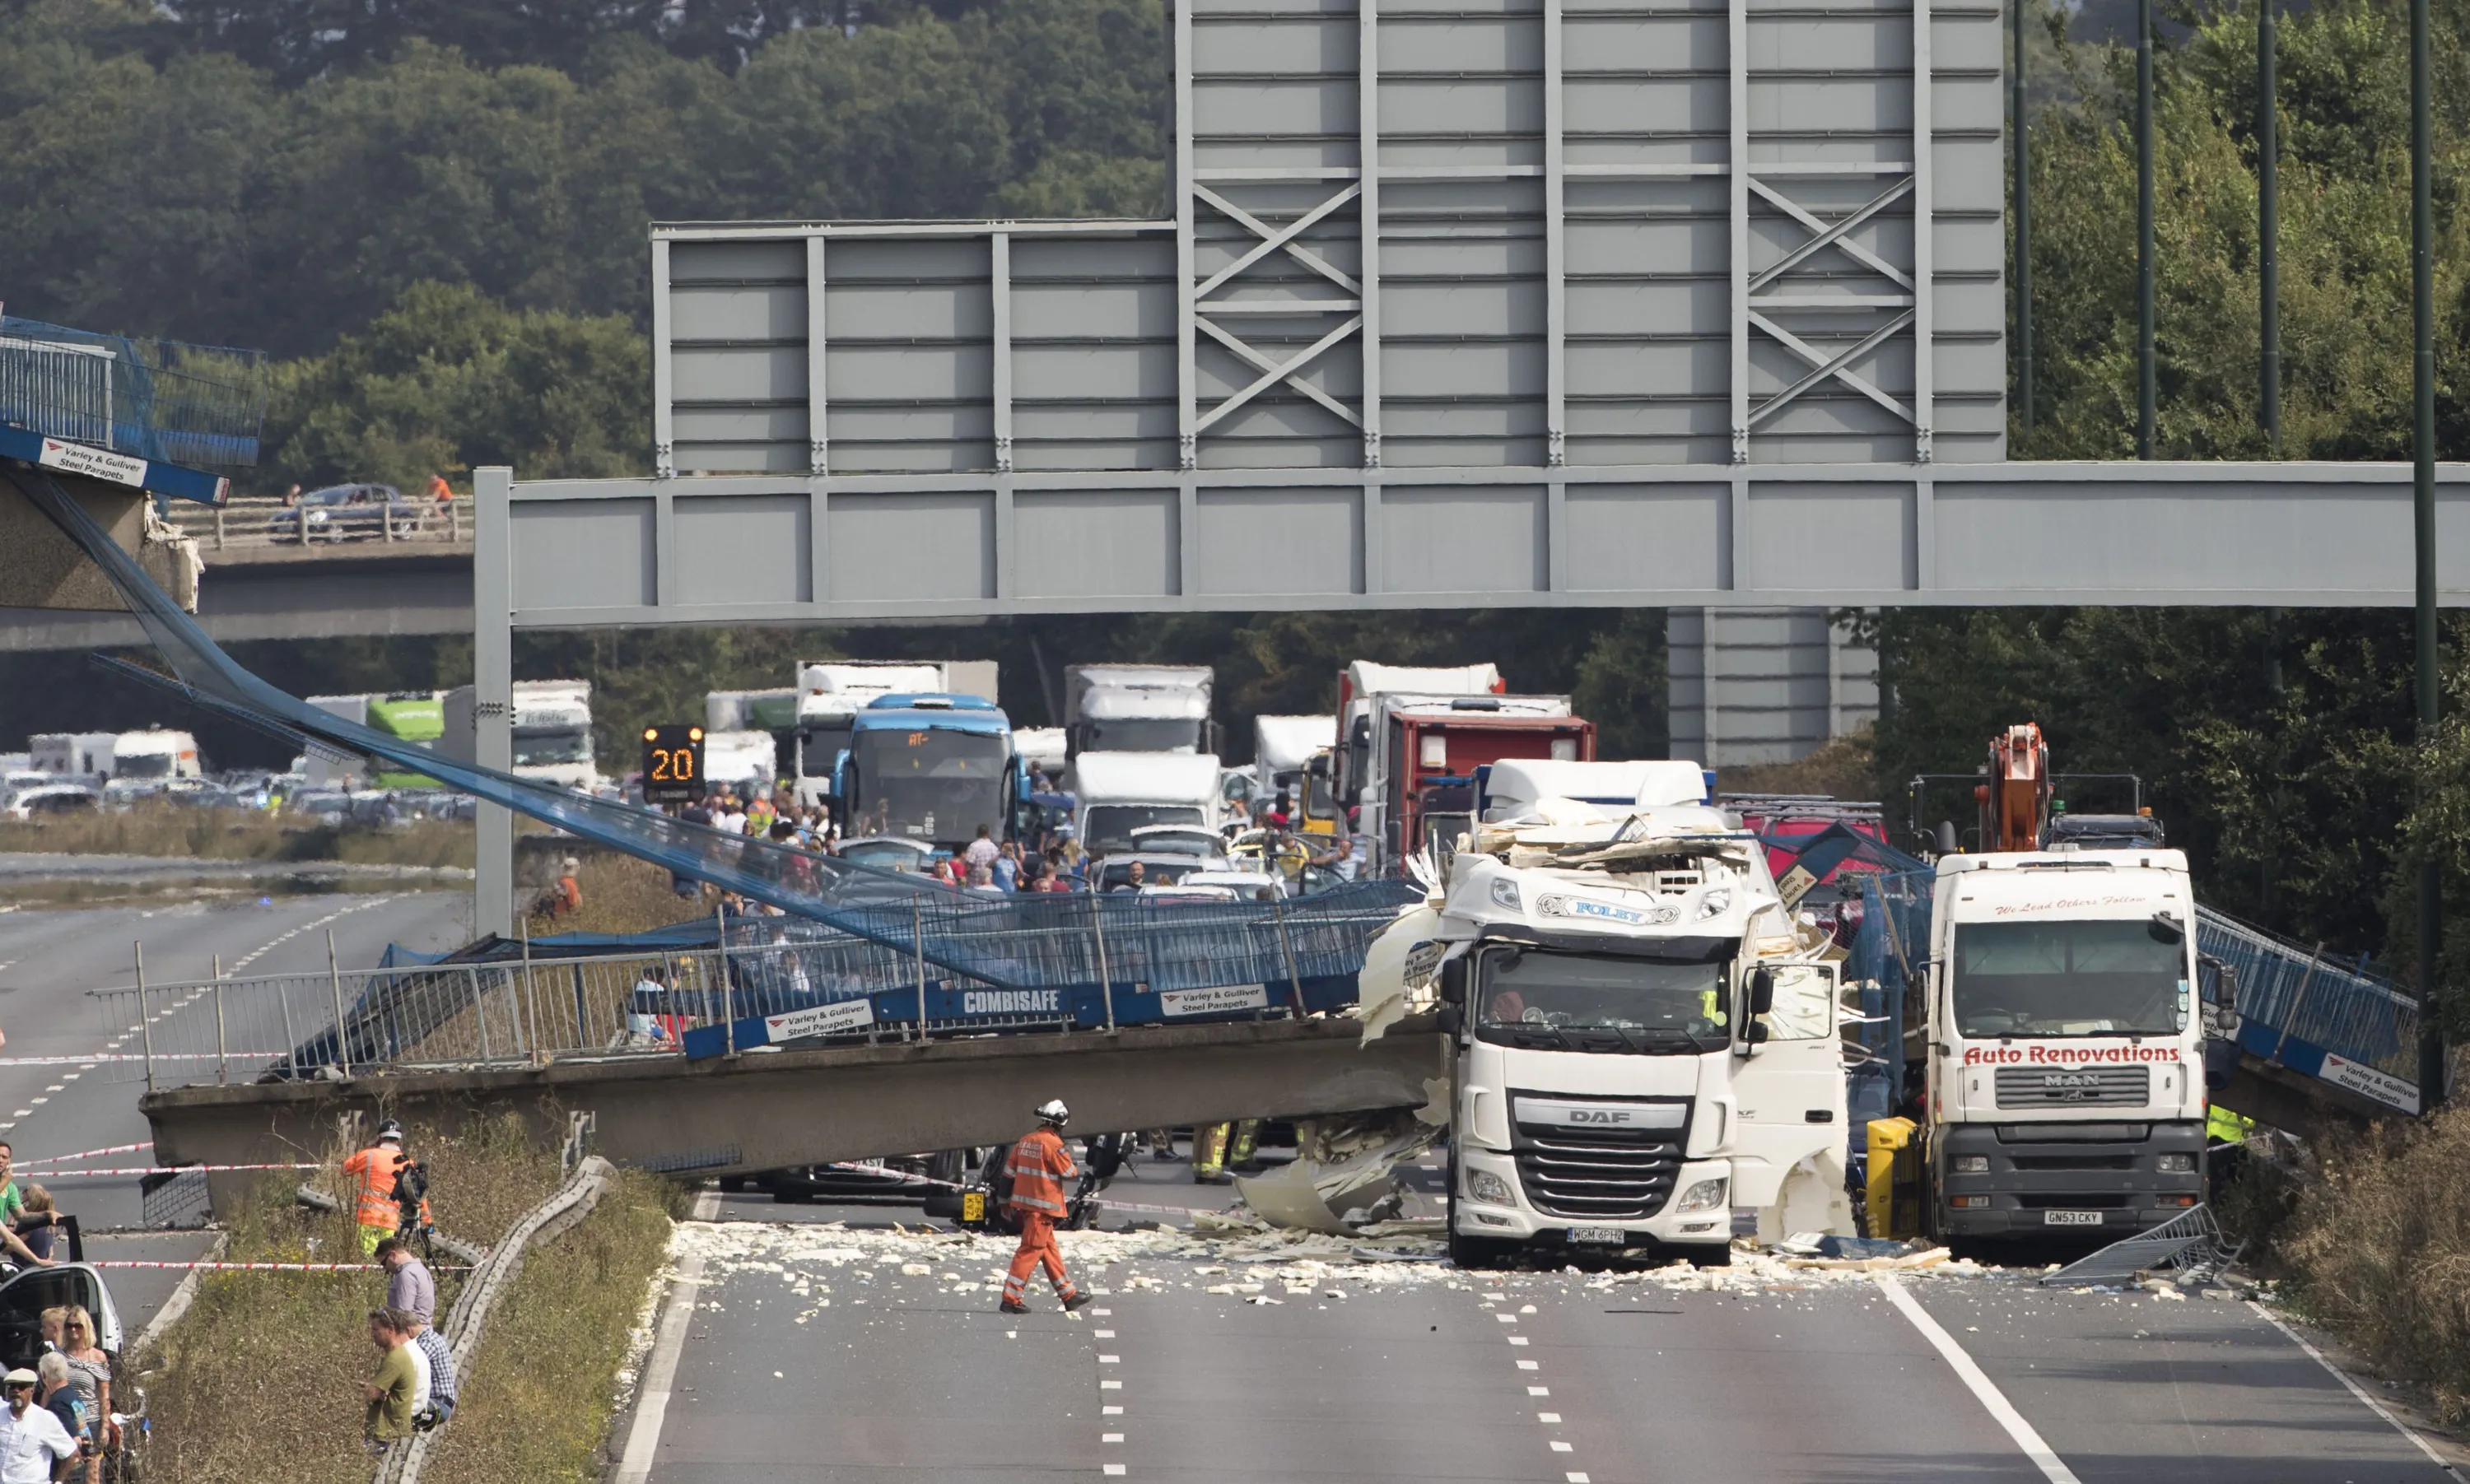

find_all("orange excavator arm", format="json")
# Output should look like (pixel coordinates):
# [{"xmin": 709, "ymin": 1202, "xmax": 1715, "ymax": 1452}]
[{"xmin": 1974, "ymin": 722, "xmax": 2051, "ymax": 853}]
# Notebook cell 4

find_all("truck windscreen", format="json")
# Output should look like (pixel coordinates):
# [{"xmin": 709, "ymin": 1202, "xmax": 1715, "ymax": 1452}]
[
  {"xmin": 1082, "ymin": 804, "xmax": 1205, "ymax": 857},
  {"xmin": 512, "ymin": 730, "xmax": 591, "ymax": 766},
  {"xmin": 1080, "ymin": 718, "xmax": 1203, "ymax": 752},
  {"xmin": 849, "ymin": 728, "xmax": 1009, "ymax": 844},
  {"xmin": 113, "ymin": 754, "xmax": 175, "ymax": 779},
  {"xmin": 1951, "ymin": 919, "xmax": 2186, "ymax": 1037},
  {"xmin": 1475, "ymin": 944, "xmax": 1729, "ymax": 1054}
]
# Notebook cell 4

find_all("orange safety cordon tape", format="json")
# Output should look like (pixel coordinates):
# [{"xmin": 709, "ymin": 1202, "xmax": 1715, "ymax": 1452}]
[
  {"xmin": 35, "ymin": 1164, "xmax": 319, "ymax": 1179},
  {"xmin": 16, "ymin": 1143, "xmax": 156, "ymax": 1169},
  {"xmin": 82, "ymin": 1260, "xmax": 478, "ymax": 1272}
]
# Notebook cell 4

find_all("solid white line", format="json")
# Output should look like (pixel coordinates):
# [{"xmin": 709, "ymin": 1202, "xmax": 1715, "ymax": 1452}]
[
  {"xmin": 612, "ymin": 1185, "xmax": 721, "ymax": 1484},
  {"xmin": 1877, "ymin": 1276, "xmax": 2082, "ymax": 1484},
  {"xmin": 2247, "ymin": 1301, "xmax": 2467, "ymax": 1480}
]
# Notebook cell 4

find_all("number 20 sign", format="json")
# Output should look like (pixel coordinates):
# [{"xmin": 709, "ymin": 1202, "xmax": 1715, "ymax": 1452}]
[{"xmin": 641, "ymin": 724, "xmax": 705, "ymax": 804}]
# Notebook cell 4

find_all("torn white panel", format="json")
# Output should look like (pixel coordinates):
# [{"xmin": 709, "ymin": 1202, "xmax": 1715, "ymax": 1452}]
[
  {"xmin": 1354, "ymin": 901, "xmax": 1447, "ymax": 1044},
  {"xmin": 1755, "ymin": 1148, "xmax": 1859, "ymax": 1244},
  {"xmin": 1233, "ymin": 1110, "xmax": 1442, "ymax": 1235}
]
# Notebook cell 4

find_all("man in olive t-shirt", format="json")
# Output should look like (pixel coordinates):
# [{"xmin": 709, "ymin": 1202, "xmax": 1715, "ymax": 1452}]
[{"xmin": 360, "ymin": 1310, "xmax": 418, "ymax": 1454}]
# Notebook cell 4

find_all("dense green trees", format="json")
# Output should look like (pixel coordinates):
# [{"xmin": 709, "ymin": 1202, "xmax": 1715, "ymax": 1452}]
[{"xmin": 0, "ymin": 0, "xmax": 1167, "ymax": 361}]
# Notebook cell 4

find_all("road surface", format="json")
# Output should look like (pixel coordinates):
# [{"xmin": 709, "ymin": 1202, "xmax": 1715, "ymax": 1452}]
[
  {"xmin": 626, "ymin": 1150, "xmax": 2462, "ymax": 1484},
  {"xmin": 0, "ymin": 891, "xmax": 468, "ymax": 1330}
]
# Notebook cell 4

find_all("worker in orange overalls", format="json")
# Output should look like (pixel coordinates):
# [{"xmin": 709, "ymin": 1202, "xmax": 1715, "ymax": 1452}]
[
  {"xmin": 1000, "ymin": 1100, "xmax": 1093, "ymax": 1315},
  {"xmin": 340, "ymin": 1120, "xmax": 431, "ymax": 1256}
]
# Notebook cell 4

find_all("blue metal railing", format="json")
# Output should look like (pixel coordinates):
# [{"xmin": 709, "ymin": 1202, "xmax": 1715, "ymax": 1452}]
[{"xmin": 0, "ymin": 315, "xmax": 264, "ymax": 468}]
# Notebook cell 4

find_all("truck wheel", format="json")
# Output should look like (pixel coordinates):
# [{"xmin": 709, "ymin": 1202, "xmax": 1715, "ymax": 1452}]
[{"xmin": 1449, "ymin": 1227, "xmax": 1512, "ymax": 1271}]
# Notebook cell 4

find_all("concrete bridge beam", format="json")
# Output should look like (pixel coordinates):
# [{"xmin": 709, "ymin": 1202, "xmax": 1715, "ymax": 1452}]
[{"xmin": 143, "ymin": 1016, "xmax": 1448, "ymax": 1209}]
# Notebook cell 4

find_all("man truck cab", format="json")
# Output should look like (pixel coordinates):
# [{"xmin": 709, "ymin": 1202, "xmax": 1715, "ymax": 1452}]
[{"xmin": 1433, "ymin": 761, "xmax": 1845, "ymax": 1268}]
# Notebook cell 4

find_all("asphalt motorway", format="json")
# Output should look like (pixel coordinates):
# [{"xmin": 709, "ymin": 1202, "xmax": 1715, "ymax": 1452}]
[
  {"xmin": 0, "ymin": 891, "xmax": 468, "ymax": 1330},
  {"xmin": 635, "ymin": 1158, "xmax": 2462, "ymax": 1484}
]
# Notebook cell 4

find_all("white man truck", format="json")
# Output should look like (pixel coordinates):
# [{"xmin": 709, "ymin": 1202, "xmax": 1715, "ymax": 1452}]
[
  {"xmin": 1433, "ymin": 759, "xmax": 1848, "ymax": 1268},
  {"xmin": 443, "ymin": 680, "xmax": 601, "ymax": 792},
  {"xmin": 790, "ymin": 661, "xmax": 999, "ymax": 810},
  {"xmin": 1063, "ymin": 665, "xmax": 1214, "ymax": 760},
  {"xmin": 1923, "ymin": 847, "xmax": 2214, "ymax": 1244}
]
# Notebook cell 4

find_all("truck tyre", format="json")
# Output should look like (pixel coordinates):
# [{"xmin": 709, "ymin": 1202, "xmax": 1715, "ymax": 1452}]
[{"xmin": 1449, "ymin": 1226, "xmax": 1512, "ymax": 1272}]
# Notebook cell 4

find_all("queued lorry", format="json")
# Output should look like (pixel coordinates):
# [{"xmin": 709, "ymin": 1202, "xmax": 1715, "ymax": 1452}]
[
  {"xmin": 1070, "ymin": 750, "xmax": 1224, "ymax": 858},
  {"xmin": 305, "ymin": 695, "xmax": 445, "ymax": 789},
  {"xmin": 1357, "ymin": 691, "xmax": 1594, "ymax": 872},
  {"xmin": 30, "ymin": 729, "xmax": 203, "ymax": 783},
  {"xmin": 1910, "ymin": 723, "xmax": 2231, "ymax": 1247},
  {"xmin": 1250, "ymin": 714, "xmax": 1335, "ymax": 817},
  {"xmin": 1433, "ymin": 758, "xmax": 1848, "ymax": 1268},
  {"xmin": 792, "ymin": 661, "xmax": 1000, "ymax": 810},
  {"xmin": 1063, "ymin": 665, "xmax": 1214, "ymax": 761},
  {"xmin": 442, "ymin": 680, "xmax": 603, "ymax": 793}
]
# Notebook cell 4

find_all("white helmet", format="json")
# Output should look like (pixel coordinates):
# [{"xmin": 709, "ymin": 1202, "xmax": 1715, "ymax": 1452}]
[{"xmin": 1037, "ymin": 1099, "xmax": 1070, "ymax": 1128}]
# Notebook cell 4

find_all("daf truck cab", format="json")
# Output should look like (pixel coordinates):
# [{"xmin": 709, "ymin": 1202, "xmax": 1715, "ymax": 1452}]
[
  {"xmin": 1435, "ymin": 761, "xmax": 1846, "ymax": 1269},
  {"xmin": 832, "ymin": 694, "xmax": 1018, "ymax": 854},
  {"xmin": 1924, "ymin": 847, "xmax": 2213, "ymax": 1244}
]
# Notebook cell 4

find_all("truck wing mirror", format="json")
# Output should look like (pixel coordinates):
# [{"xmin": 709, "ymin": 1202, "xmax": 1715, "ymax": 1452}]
[
  {"xmin": 1438, "ymin": 958, "xmax": 1467, "ymax": 1006},
  {"xmin": 1435, "ymin": 1003, "xmax": 1463, "ymax": 1038},
  {"xmin": 1746, "ymin": 966, "xmax": 1775, "ymax": 1016},
  {"xmin": 2149, "ymin": 911, "xmax": 2186, "ymax": 945}
]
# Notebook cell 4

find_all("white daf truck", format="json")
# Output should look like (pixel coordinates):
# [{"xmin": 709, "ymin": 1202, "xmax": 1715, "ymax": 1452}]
[
  {"xmin": 1923, "ymin": 847, "xmax": 2213, "ymax": 1244},
  {"xmin": 1434, "ymin": 760, "xmax": 1848, "ymax": 1268}
]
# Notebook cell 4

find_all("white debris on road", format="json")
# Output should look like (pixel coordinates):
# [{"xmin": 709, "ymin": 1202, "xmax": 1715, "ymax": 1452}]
[{"xmin": 659, "ymin": 1218, "xmax": 2026, "ymax": 1324}]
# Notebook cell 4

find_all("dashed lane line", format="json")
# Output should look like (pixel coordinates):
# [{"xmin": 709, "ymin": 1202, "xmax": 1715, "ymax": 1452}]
[
  {"xmin": 1876, "ymin": 1275, "xmax": 2081, "ymax": 1484},
  {"xmin": 1481, "ymin": 1288, "xmax": 1588, "ymax": 1484},
  {"xmin": 0, "ymin": 896, "xmax": 392, "ymax": 1139}
]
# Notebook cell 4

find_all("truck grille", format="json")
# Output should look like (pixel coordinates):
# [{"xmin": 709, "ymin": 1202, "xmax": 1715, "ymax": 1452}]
[
  {"xmin": 1510, "ymin": 1104, "xmax": 1685, "ymax": 1221},
  {"xmin": 1994, "ymin": 1065, "xmax": 2150, "ymax": 1109}
]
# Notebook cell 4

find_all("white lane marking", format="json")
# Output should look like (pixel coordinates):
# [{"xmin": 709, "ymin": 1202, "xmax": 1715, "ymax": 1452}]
[
  {"xmin": 1103, "ymin": 1406, "xmax": 1123, "ymax": 1416},
  {"xmin": 610, "ymin": 1186, "xmax": 722, "ymax": 1484},
  {"xmin": 1497, "ymin": 1313, "xmax": 1518, "ymax": 1324},
  {"xmin": 1550, "ymin": 1440, "xmax": 1574, "ymax": 1452},
  {"xmin": 1101, "ymin": 1380, "xmax": 1121, "ymax": 1390},
  {"xmin": 1096, "ymin": 1328, "xmax": 1116, "ymax": 1337},
  {"xmin": 1103, "ymin": 1467, "xmax": 1126, "ymax": 1477},
  {"xmin": 1567, "ymin": 1474, "xmax": 1591, "ymax": 1483},
  {"xmin": 1103, "ymin": 1434, "xmax": 1124, "ymax": 1443},
  {"xmin": 1099, "ymin": 1355, "xmax": 1120, "ymax": 1364},
  {"xmin": 2246, "ymin": 1302, "xmax": 2467, "ymax": 1480},
  {"xmin": 1538, "ymin": 1412, "xmax": 1561, "ymax": 1422},
  {"xmin": 1527, "ymin": 1386, "xmax": 1550, "ymax": 1397},
  {"xmin": 1508, "ymin": 1336, "xmax": 1529, "ymax": 1347},
  {"xmin": 1877, "ymin": 1276, "xmax": 2081, "ymax": 1484},
  {"xmin": 1517, "ymin": 1360, "xmax": 1539, "ymax": 1370}
]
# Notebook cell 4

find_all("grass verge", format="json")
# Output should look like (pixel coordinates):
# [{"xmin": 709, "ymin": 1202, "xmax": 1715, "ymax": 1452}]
[
  {"xmin": 524, "ymin": 852, "xmax": 712, "ymax": 937},
  {"xmin": 2277, "ymin": 1104, "xmax": 2470, "ymax": 1424},
  {"xmin": 417, "ymin": 1168, "xmax": 681, "ymax": 1482},
  {"xmin": 133, "ymin": 1114, "xmax": 675, "ymax": 1482},
  {"xmin": 0, "ymin": 804, "xmax": 474, "ymax": 868}
]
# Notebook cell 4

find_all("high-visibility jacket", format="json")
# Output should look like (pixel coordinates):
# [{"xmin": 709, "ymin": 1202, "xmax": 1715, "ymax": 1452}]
[
  {"xmin": 1003, "ymin": 1128, "xmax": 1076, "ymax": 1218},
  {"xmin": 342, "ymin": 1144, "xmax": 426, "ymax": 1230}
]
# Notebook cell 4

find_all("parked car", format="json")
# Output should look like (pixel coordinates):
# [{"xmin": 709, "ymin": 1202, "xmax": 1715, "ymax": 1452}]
[
  {"xmin": 2, "ymin": 783, "xmax": 101, "ymax": 820},
  {"xmin": 265, "ymin": 483, "xmax": 422, "ymax": 540}
]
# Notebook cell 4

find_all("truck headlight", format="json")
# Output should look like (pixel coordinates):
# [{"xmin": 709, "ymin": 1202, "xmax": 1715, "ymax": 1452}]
[
  {"xmin": 1694, "ymin": 888, "xmax": 1732, "ymax": 921},
  {"xmin": 1675, "ymin": 1178, "xmax": 1727, "ymax": 1212},
  {"xmin": 1489, "ymin": 877, "xmax": 1522, "ymax": 910},
  {"xmin": 1466, "ymin": 1170, "xmax": 1516, "ymax": 1205},
  {"xmin": 2155, "ymin": 1153, "xmax": 2196, "ymax": 1173},
  {"xmin": 1951, "ymin": 1155, "xmax": 1989, "ymax": 1174}
]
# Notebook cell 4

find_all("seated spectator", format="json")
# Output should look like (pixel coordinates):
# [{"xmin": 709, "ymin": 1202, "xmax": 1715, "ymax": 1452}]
[
  {"xmin": 407, "ymin": 1307, "xmax": 456, "ymax": 1426},
  {"xmin": 11, "ymin": 1188, "xmax": 61, "ymax": 1264},
  {"xmin": 627, "ymin": 968, "xmax": 670, "ymax": 1045}
]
